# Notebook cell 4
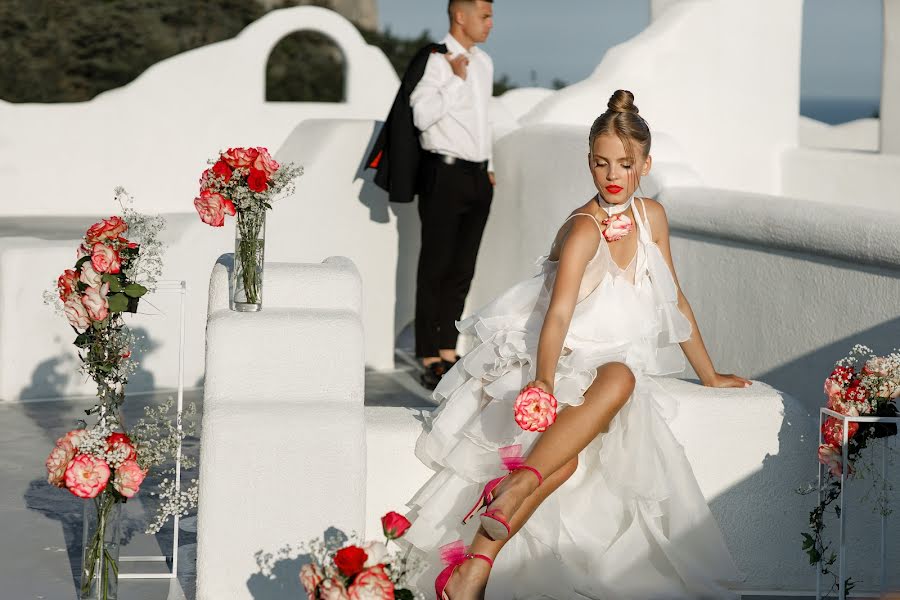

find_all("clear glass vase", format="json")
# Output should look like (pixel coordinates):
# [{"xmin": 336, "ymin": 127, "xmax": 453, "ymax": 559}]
[
  {"xmin": 232, "ymin": 210, "xmax": 266, "ymax": 312},
  {"xmin": 80, "ymin": 492, "xmax": 122, "ymax": 600}
]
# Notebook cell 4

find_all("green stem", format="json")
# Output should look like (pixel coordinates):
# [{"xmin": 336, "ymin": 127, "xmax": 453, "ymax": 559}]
[{"xmin": 237, "ymin": 213, "xmax": 264, "ymax": 305}]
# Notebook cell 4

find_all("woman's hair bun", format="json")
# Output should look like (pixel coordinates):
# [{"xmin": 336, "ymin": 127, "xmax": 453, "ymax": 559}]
[{"xmin": 607, "ymin": 89, "xmax": 639, "ymax": 114}]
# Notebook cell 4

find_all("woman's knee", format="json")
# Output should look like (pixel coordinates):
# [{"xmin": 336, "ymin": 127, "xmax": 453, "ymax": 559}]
[{"xmin": 598, "ymin": 361, "xmax": 636, "ymax": 397}]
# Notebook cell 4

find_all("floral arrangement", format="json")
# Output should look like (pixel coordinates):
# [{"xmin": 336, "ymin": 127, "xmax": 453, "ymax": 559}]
[
  {"xmin": 297, "ymin": 511, "xmax": 417, "ymax": 600},
  {"xmin": 193, "ymin": 146, "xmax": 303, "ymax": 308},
  {"xmin": 42, "ymin": 190, "xmax": 197, "ymax": 599},
  {"xmin": 514, "ymin": 386, "xmax": 558, "ymax": 432},
  {"xmin": 801, "ymin": 345, "xmax": 899, "ymax": 596}
]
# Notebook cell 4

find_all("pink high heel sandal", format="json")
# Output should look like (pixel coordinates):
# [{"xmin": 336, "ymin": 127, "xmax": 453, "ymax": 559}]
[
  {"xmin": 461, "ymin": 445, "xmax": 543, "ymax": 541},
  {"xmin": 434, "ymin": 540, "xmax": 494, "ymax": 600}
]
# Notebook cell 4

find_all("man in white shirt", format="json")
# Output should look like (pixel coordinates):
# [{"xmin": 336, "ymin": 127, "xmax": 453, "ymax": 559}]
[{"xmin": 411, "ymin": 0, "xmax": 495, "ymax": 390}]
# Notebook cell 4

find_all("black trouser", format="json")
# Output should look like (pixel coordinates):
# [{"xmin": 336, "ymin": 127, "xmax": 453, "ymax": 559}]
[{"xmin": 415, "ymin": 155, "xmax": 493, "ymax": 358}]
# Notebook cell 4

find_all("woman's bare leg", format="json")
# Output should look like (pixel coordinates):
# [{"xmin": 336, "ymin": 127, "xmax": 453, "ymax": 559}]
[{"xmin": 443, "ymin": 361, "xmax": 635, "ymax": 598}]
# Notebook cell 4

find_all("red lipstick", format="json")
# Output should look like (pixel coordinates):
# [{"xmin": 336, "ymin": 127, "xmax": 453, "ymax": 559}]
[{"xmin": 605, "ymin": 185, "xmax": 623, "ymax": 194}]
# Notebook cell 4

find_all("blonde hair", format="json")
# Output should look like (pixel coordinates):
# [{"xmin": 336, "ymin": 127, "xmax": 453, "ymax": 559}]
[{"xmin": 588, "ymin": 90, "xmax": 651, "ymax": 160}]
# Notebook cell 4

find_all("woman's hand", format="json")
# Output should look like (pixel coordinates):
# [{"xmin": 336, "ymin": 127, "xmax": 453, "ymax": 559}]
[
  {"xmin": 522, "ymin": 379, "xmax": 554, "ymax": 395},
  {"xmin": 703, "ymin": 373, "xmax": 752, "ymax": 388}
]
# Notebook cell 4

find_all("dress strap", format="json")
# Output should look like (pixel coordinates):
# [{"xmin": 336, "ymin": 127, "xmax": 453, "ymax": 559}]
[
  {"xmin": 562, "ymin": 212, "xmax": 603, "ymax": 234},
  {"xmin": 636, "ymin": 197, "xmax": 653, "ymax": 241}
]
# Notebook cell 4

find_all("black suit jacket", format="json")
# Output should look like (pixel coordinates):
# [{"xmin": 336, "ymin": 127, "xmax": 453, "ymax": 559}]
[{"xmin": 367, "ymin": 43, "xmax": 448, "ymax": 204}]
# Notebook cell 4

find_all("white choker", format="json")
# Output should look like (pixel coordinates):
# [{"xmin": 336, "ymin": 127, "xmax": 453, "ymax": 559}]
[{"xmin": 596, "ymin": 194, "xmax": 634, "ymax": 217}]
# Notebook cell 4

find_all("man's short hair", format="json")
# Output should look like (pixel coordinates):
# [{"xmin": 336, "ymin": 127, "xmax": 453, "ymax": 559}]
[{"xmin": 448, "ymin": 0, "xmax": 493, "ymax": 19}]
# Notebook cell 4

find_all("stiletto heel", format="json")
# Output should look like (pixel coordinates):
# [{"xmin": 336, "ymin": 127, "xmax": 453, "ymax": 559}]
[
  {"xmin": 460, "ymin": 445, "xmax": 544, "ymax": 541},
  {"xmin": 434, "ymin": 540, "xmax": 494, "ymax": 599}
]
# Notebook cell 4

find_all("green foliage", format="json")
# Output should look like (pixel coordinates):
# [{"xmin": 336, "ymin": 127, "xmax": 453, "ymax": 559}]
[{"xmin": 107, "ymin": 293, "xmax": 129, "ymax": 313}]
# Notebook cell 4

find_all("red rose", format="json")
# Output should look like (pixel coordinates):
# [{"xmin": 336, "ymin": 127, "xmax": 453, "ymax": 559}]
[
  {"xmin": 380, "ymin": 511, "xmax": 411, "ymax": 540},
  {"xmin": 212, "ymin": 159, "xmax": 233, "ymax": 182},
  {"xmin": 106, "ymin": 432, "xmax": 136, "ymax": 462},
  {"xmin": 822, "ymin": 416, "xmax": 859, "ymax": 447},
  {"xmin": 829, "ymin": 366, "xmax": 855, "ymax": 385},
  {"xmin": 247, "ymin": 168, "xmax": 268, "ymax": 193},
  {"xmin": 333, "ymin": 545, "xmax": 367, "ymax": 577}
]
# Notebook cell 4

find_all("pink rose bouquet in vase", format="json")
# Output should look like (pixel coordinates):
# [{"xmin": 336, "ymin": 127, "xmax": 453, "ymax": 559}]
[
  {"xmin": 800, "ymin": 345, "xmax": 899, "ymax": 594},
  {"xmin": 194, "ymin": 147, "xmax": 303, "ymax": 312}
]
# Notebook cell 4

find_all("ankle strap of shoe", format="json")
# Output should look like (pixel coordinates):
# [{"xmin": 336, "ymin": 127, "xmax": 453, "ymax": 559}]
[
  {"xmin": 467, "ymin": 553, "xmax": 494, "ymax": 567},
  {"xmin": 514, "ymin": 465, "xmax": 543, "ymax": 486}
]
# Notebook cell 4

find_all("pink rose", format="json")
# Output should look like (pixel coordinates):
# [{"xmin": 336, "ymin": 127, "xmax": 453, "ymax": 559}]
[
  {"xmin": 247, "ymin": 167, "xmax": 268, "ymax": 193},
  {"xmin": 64, "ymin": 454, "xmax": 111, "ymax": 499},
  {"xmin": 818, "ymin": 443, "xmax": 852, "ymax": 477},
  {"xmin": 299, "ymin": 563, "xmax": 324, "ymax": 599},
  {"xmin": 864, "ymin": 357, "xmax": 890, "ymax": 377},
  {"xmin": 252, "ymin": 147, "xmax": 280, "ymax": 178},
  {"xmin": 64, "ymin": 296, "xmax": 91, "ymax": 330},
  {"xmin": 380, "ymin": 511, "xmax": 411, "ymax": 540},
  {"xmin": 62, "ymin": 428, "xmax": 89, "ymax": 449},
  {"xmin": 46, "ymin": 440, "xmax": 76, "ymax": 488},
  {"xmin": 602, "ymin": 213, "xmax": 634, "ymax": 242},
  {"xmin": 79, "ymin": 263, "xmax": 103, "ymax": 288},
  {"xmin": 112, "ymin": 459, "xmax": 146, "ymax": 498},
  {"xmin": 824, "ymin": 377, "xmax": 844, "ymax": 409},
  {"xmin": 361, "ymin": 541, "xmax": 388, "ymax": 568},
  {"xmin": 91, "ymin": 243, "xmax": 121, "ymax": 274},
  {"xmin": 86, "ymin": 216, "xmax": 128, "ymax": 245},
  {"xmin": 514, "ymin": 387, "xmax": 558, "ymax": 432},
  {"xmin": 57, "ymin": 269, "xmax": 79, "ymax": 301},
  {"xmin": 319, "ymin": 578, "xmax": 350, "ymax": 600},
  {"xmin": 106, "ymin": 432, "xmax": 136, "ymax": 462},
  {"xmin": 193, "ymin": 189, "xmax": 236, "ymax": 227},
  {"xmin": 348, "ymin": 565, "xmax": 394, "ymax": 600},
  {"xmin": 822, "ymin": 415, "xmax": 859, "ymax": 447},
  {"xmin": 222, "ymin": 147, "xmax": 259, "ymax": 169},
  {"xmin": 82, "ymin": 283, "xmax": 109, "ymax": 322}
]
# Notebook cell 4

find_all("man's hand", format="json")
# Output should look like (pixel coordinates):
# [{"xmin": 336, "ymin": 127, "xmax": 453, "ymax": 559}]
[
  {"xmin": 446, "ymin": 54, "xmax": 469, "ymax": 80},
  {"xmin": 488, "ymin": 171, "xmax": 496, "ymax": 186}
]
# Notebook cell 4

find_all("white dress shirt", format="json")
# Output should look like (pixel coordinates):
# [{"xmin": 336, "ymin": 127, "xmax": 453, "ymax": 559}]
[{"xmin": 410, "ymin": 33, "xmax": 494, "ymax": 168}]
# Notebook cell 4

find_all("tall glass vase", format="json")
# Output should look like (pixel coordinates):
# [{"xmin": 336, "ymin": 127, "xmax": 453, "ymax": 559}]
[
  {"xmin": 232, "ymin": 210, "xmax": 266, "ymax": 312},
  {"xmin": 80, "ymin": 491, "xmax": 122, "ymax": 600}
]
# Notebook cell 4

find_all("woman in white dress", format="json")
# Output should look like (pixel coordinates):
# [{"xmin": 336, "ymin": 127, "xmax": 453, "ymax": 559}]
[{"xmin": 403, "ymin": 90, "xmax": 750, "ymax": 599}]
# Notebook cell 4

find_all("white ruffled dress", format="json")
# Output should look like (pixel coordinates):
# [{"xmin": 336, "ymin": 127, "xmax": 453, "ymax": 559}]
[{"xmin": 404, "ymin": 200, "xmax": 742, "ymax": 599}]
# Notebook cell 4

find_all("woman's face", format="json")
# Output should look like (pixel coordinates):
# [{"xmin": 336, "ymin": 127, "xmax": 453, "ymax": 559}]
[{"xmin": 588, "ymin": 133, "xmax": 651, "ymax": 204}]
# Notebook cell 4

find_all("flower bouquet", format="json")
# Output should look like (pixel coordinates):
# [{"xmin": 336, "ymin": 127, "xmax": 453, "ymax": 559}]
[
  {"xmin": 43, "ymin": 191, "xmax": 197, "ymax": 599},
  {"xmin": 298, "ymin": 511, "xmax": 418, "ymax": 599},
  {"xmin": 801, "ymin": 345, "xmax": 900, "ymax": 596},
  {"xmin": 193, "ymin": 146, "xmax": 303, "ymax": 311}
]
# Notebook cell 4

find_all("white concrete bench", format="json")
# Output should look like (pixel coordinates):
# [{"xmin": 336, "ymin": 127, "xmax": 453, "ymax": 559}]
[{"xmin": 195, "ymin": 257, "xmax": 365, "ymax": 600}]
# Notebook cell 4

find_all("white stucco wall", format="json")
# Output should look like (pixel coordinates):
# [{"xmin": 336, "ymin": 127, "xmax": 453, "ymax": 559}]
[
  {"xmin": 0, "ymin": 6, "xmax": 398, "ymax": 218},
  {"xmin": 521, "ymin": 0, "xmax": 803, "ymax": 195},
  {"xmin": 798, "ymin": 116, "xmax": 880, "ymax": 152},
  {"xmin": 883, "ymin": 0, "xmax": 900, "ymax": 153}
]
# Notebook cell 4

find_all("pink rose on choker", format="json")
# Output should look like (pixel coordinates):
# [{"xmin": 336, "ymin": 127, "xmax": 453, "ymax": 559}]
[
  {"xmin": 602, "ymin": 214, "xmax": 634, "ymax": 242},
  {"xmin": 514, "ymin": 387, "xmax": 558, "ymax": 432}
]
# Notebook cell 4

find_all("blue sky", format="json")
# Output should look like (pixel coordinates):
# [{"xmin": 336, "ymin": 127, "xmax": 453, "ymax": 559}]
[{"xmin": 377, "ymin": 0, "xmax": 883, "ymax": 102}]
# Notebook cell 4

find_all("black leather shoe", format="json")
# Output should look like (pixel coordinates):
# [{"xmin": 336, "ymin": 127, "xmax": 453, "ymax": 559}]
[{"xmin": 419, "ymin": 361, "xmax": 448, "ymax": 391}]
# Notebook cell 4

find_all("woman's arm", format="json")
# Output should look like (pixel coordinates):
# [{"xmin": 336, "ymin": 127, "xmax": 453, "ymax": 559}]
[
  {"xmin": 529, "ymin": 217, "xmax": 602, "ymax": 393},
  {"xmin": 648, "ymin": 201, "xmax": 751, "ymax": 388}
]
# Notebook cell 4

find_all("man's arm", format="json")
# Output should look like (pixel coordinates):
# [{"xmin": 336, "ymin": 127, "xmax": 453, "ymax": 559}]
[{"xmin": 410, "ymin": 53, "xmax": 471, "ymax": 132}]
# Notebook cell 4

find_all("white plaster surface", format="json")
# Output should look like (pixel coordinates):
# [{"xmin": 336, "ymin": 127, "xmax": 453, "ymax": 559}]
[
  {"xmin": 798, "ymin": 116, "xmax": 880, "ymax": 152},
  {"xmin": 0, "ymin": 6, "xmax": 399, "ymax": 218},
  {"xmin": 883, "ymin": 0, "xmax": 900, "ymax": 154},
  {"xmin": 782, "ymin": 147, "xmax": 900, "ymax": 211},
  {"xmin": 196, "ymin": 258, "xmax": 365, "ymax": 600},
  {"xmin": 520, "ymin": 0, "xmax": 804, "ymax": 195}
]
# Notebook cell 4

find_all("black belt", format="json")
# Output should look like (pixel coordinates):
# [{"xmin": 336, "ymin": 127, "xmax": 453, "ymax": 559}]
[{"xmin": 425, "ymin": 151, "xmax": 488, "ymax": 171}]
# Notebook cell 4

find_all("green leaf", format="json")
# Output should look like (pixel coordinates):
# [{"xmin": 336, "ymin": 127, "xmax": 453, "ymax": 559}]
[
  {"xmin": 395, "ymin": 589, "xmax": 414, "ymax": 600},
  {"xmin": 74, "ymin": 333, "xmax": 91, "ymax": 348},
  {"xmin": 102, "ymin": 274, "xmax": 123, "ymax": 292},
  {"xmin": 801, "ymin": 533, "xmax": 814, "ymax": 550},
  {"xmin": 107, "ymin": 293, "xmax": 129, "ymax": 313},
  {"xmin": 123, "ymin": 283, "xmax": 147, "ymax": 298}
]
